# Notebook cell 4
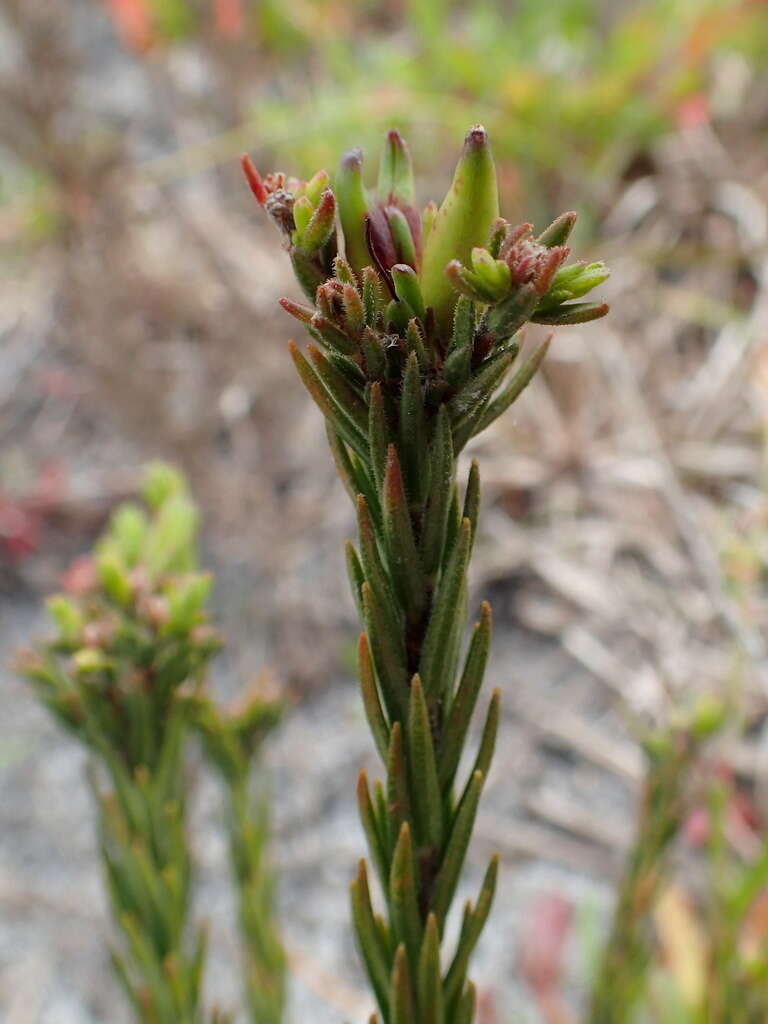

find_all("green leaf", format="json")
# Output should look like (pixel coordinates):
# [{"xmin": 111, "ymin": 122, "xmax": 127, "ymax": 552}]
[
  {"xmin": 399, "ymin": 352, "xmax": 427, "ymax": 504},
  {"xmin": 405, "ymin": 319, "xmax": 429, "ymax": 373},
  {"xmin": 448, "ymin": 350, "xmax": 514, "ymax": 425},
  {"xmin": 309, "ymin": 313, "xmax": 359, "ymax": 356},
  {"xmin": 485, "ymin": 282, "xmax": 539, "ymax": 340},
  {"xmin": 328, "ymin": 349, "xmax": 367, "ymax": 389},
  {"xmin": 390, "ymin": 943, "xmax": 417, "ymax": 1024},
  {"xmin": 392, "ymin": 265, "xmax": 426, "ymax": 321},
  {"xmin": 289, "ymin": 343, "xmax": 368, "ymax": 458},
  {"xmin": 448, "ymin": 291, "xmax": 475, "ymax": 359},
  {"xmin": 300, "ymin": 189, "xmax": 336, "ymax": 252},
  {"xmin": 462, "ymin": 461, "xmax": 480, "ymax": 551},
  {"xmin": 351, "ymin": 860, "xmax": 391, "ymax": 1014},
  {"xmin": 342, "ymin": 282, "xmax": 366, "ymax": 338},
  {"xmin": 290, "ymin": 249, "xmax": 327, "ymax": 302},
  {"xmin": 536, "ymin": 210, "xmax": 577, "ymax": 247},
  {"xmin": 387, "ymin": 209, "xmax": 418, "ymax": 270},
  {"xmin": 439, "ymin": 601, "xmax": 492, "ymax": 792},
  {"xmin": 418, "ymin": 913, "xmax": 444, "ymax": 1024},
  {"xmin": 420, "ymin": 406, "xmax": 455, "ymax": 580},
  {"xmin": 357, "ymin": 495, "xmax": 402, "ymax": 635},
  {"xmin": 374, "ymin": 779, "xmax": 392, "ymax": 858},
  {"xmin": 431, "ymin": 771, "xmax": 484, "ymax": 926},
  {"xmin": 333, "ymin": 254, "xmax": 357, "ymax": 285},
  {"xmin": 449, "ymin": 351, "xmax": 517, "ymax": 453},
  {"xmin": 308, "ymin": 344, "xmax": 369, "ymax": 435},
  {"xmin": 327, "ymin": 426, "xmax": 360, "ymax": 503},
  {"xmin": 362, "ymin": 327, "xmax": 387, "ymax": 380},
  {"xmin": 474, "ymin": 338, "xmax": 550, "ymax": 434},
  {"xmin": 445, "ymin": 857, "xmax": 499, "ymax": 1009},
  {"xmin": 419, "ymin": 519, "xmax": 472, "ymax": 699},
  {"xmin": 454, "ymin": 980, "xmax": 476, "ymax": 1024},
  {"xmin": 363, "ymin": 268, "xmax": 384, "ymax": 328},
  {"xmin": 369, "ymin": 381, "xmax": 391, "ymax": 490},
  {"xmin": 358, "ymin": 632, "xmax": 390, "ymax": 762},
  {"xmin": 390, "ymin": 824, "xmax": 423, "ymax": 968},
  {"xmin": 407, "ymin": 675, "xmax": 443, "ymax": 850},
  {"xmin": 471, "ymin": 690, "xmax": 500, "ymax": 784},
  {"xmin": 358, "ymin": 770, "xmax": 390, "ymax": 892},
  {"xmin": 386, "ymin": 723, "xmax": 412, "ymax": 840},
  {"xmin": 362, "ymin": 584, "xmax": 408, "ymax": 724},
  {"xmin": 345, "ymin": 542, "xmax": 365, "ymax": 618},
  {"xmin": 531, "ymin": 301, "xmax": 609, "ymax": 325},
  {"xmin": 383, "ymin": 447, "xmax": 427, "ymax": 622}
]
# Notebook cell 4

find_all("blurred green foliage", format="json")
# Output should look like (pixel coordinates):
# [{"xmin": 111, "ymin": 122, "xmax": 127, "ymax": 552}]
[
  {"xmin": 104, "ymin": 0, "xmax": 767, "ymax": 226},
  {"xmin": 250, "ymin": 0, "xmax": 766, "ymax": 223}
]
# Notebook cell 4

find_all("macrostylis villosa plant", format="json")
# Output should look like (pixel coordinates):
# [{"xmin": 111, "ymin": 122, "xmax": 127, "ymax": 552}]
[
  {"xmin": 244, "ymin": 125, "xmax": 609, "ymax": 1024},
  {"xmin": 17, "ymin": 464, "xmax": 284, "ymax": 1024}
]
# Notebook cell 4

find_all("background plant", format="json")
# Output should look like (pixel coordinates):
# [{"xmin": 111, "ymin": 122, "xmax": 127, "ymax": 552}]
[
  {"xmin": 16, "ymin": 463, "xmax": 284, "ymax": 1024},
  {"xmin": 245, "ymin": 124, "xmax": 608, "ymax": 1022},
  {"xmin": 193, "ymin": 685, "xmax": 286, "ymax": 1024}
]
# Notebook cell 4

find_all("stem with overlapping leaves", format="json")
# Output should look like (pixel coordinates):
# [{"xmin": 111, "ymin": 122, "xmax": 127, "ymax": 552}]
[
  {"xmin": 193, "ymin": 689, "xmax": 285, "ymax": 1024},
  {"xmin": 17, "ymin": 465, "xmax": 223, "ymax": 1024},
  {"xmin": 243, "ymin": 125, "xmax": 609, "ymax": 1023}
]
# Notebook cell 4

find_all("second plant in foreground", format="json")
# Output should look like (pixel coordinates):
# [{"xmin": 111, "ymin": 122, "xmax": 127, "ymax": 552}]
[{"xmin": 244, "ymin": 125, "xmax": 609, "ymax": 1023}]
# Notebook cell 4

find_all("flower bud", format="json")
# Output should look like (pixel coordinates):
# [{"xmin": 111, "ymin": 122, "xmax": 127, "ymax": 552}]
[
  {"xmin": 377, "ymin": 130, "xmax": 415, "ymax": 206},
  {"xmin": 299, "ymin": 169, "xmax": 331, "ymax": 207},
  {"xmin": 420, "ymin": 126, "xmax": 500, "ymax": 338},
  {"xmin": 336, "ymin": 149, "xmax": 371, "ymax": 277}
]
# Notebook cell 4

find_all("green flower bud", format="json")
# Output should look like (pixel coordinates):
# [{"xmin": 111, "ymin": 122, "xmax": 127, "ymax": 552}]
[
  {"xmin": 292, "ymin": 195, "xmax": 313, "ymax": 237},
  {"xmin": 299, "ymin": 168, "xmax": 331, "ymax": 207},
  {"xmin": 377, "ymin": 130, "xmax": 415, "ymax": 206},
  {"xmin": 420, "ymin": 126, "xmax": 499, "ymax": 339},
  {"xmin": 336, "ymin": 149, "xmax": 371, "ymax": 277}
]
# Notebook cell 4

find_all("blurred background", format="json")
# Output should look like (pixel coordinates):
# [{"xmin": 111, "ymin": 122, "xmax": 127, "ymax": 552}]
[{"xmin": 1, "ymin": 0, "xmax": 767, "ymax": 1020}]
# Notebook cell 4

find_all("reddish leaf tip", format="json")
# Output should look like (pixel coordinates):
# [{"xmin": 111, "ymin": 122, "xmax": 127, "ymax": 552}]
[{"xmin": 241, "ymin": 154, "xmax": 267, "ymax": 206}]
